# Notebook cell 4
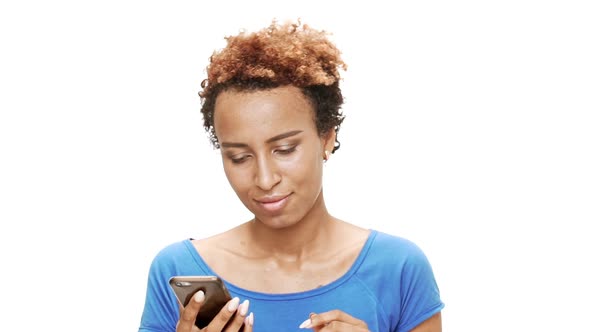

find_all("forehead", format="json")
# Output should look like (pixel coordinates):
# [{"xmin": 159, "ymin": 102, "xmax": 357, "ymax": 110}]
[{"xmin": 213, "ymin": 86, "xmax": 316, "ymax": 142}]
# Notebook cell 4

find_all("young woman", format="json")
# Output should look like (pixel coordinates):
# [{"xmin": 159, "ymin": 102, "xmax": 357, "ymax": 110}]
[{"xmin": 139, "ymin": 20, "xmax": 444, "ymax": 332}]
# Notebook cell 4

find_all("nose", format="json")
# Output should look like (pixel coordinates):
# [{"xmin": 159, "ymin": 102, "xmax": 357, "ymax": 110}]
[{"xmin": 254, "ymin": 156, "xmax": 281, "ymax": 190}]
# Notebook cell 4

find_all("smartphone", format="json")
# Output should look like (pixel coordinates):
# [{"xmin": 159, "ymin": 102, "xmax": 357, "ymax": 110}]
[{"xmin": 169, "ymin": 276, "xmax": 233, "ymax": 328}]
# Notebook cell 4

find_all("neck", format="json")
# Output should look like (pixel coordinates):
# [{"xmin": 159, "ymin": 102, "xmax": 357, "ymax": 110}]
[{"xmin": 246, "ymin": 193, "xmax": 337, "ymax": 259}]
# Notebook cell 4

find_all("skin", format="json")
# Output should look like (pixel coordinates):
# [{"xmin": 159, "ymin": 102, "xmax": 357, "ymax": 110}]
[
  {"xmin": 178, "ymin": 85, "xmax": 442, "ymax": 331},
  {"xmin": 176, "ymin": 290, "xmax": 253, "ymax": 332},
  {"xmin": 302, "ymin": 311, "xmax": 442, "ymax": 331}
]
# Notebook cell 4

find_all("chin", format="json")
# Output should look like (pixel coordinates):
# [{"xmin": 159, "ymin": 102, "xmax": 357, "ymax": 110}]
[{"xmin": 254, "ymin": 213, "xmax": 300, "ymax": 230}]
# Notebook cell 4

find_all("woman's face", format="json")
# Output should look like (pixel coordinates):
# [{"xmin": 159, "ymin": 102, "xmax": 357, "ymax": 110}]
[{"xmin": 213, "ymin": 85, "xmax": 335, "ymax": 229}]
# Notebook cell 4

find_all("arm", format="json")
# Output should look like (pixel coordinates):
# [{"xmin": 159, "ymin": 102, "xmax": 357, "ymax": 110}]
[
  {"xmin": 299, "ymin": 310, "xmax": 442, "ymax": 332},
  {"xmin": 409, "ymin": 312, "xmax": 442, "ymax": 332}
]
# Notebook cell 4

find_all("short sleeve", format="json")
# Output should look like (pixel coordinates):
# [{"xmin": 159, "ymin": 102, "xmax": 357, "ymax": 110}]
[
  {"xmin": 396, "ymin": 244, "xmax": 444, "ymax": 332},
  {"xmin": 138, "ymin": 248, "xmax": 182, "ymax": 332}
]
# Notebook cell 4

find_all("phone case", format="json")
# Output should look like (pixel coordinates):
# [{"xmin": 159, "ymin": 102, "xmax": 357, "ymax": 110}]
[{"xmin": 169, "ymin": 276, "xmax": 233, "ymax": 328}]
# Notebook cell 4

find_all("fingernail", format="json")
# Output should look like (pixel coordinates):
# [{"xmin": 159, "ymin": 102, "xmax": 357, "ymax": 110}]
[
  {"xmin": 298, "ymin": 318, "xmax": 312, "ymax": 329},
  {"xmin": 227, "ymin": 297, "xmax": 240, "ymax": 312},
  {"xmin": 247, "ymin": 312, "xmax": 254, "ymax": 326},
  {"xmin": 194, "ymin": 290, "xmax": 205, "ymax": 303},
  {"xmin": 239, "ymin": 299, "xmax": 250, "ymax": 316}
]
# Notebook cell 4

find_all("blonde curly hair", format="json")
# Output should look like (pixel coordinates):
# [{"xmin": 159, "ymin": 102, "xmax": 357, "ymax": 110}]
[{"xmin": 199, "ymin": 20, "xmax": 347, "ymax": 152}]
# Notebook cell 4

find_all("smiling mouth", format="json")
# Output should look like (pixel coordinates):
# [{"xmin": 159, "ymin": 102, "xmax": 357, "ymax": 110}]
[{"xmin": 255, "ymin": 194, "xmax": 291, "ymax": 213}]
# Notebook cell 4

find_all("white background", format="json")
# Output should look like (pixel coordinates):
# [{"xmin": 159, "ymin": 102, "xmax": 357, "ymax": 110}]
[{"xmin": 1, "ymin": 1, "xmax": 589, "ymax": 331}]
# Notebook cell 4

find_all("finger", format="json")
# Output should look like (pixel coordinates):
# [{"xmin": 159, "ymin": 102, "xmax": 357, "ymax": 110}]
[
  {"xmin": 224, "ymin": 299, "xmax": 250, "ymax": 331},
  {"xmin": 177, "ymin": 290, "xmax": 205, "ymax": 332},
  {"xmin": 299, "ymin": 314, "xmax": 315, "ymax": 329},
  {"xmin": 205, "ymin": 297, "xmax": 240, "ymax": 331},
  {"xmin": 315, "ymin": 321, "xmax": 352, "ymax": 331},
  {"xmin": 300, "ymin": 310, "xmax": 366, "ymax": 329},
  {"xmin": 311, "ymin": 310, "xmax": 343, "ymax": 326},
  {"xmin": 243, "ymin": 312, "xmax": 254, "ymax": 332}
]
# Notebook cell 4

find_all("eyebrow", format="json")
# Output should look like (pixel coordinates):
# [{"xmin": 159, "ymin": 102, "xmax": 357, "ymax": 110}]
[{"xmin": 220, "ymin": 130, "xmax": 303, "ymax": 148}]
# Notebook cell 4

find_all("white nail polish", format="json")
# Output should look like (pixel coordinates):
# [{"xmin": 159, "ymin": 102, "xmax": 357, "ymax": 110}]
[
  {"xmin": 239, "ymin": 299, "xmax": 250, "ymax": 316},
  {"xmin": 194, "ymin": 290, "xmax": 204, "ymax": 303},
  {"xmin": 247, "ymin": 312, "xmax": 254, "ymax": 326},
  {"xmin": 228, "ymin": 297, "xmax": 240, "ymax": 312},
  {"xmin": 298, "ymin": 318, "xmax": 311, "ymax": 329}
]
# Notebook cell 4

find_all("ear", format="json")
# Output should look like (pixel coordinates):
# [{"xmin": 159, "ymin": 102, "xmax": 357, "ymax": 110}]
[{"xmin": 321, "ymin": 127, "xmax": 337, "ymax": 155}]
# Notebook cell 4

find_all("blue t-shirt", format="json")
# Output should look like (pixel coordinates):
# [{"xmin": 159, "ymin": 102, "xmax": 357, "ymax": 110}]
[{"xmin": 139, "ymin": 230, "xmax": 444, "ymax": 332}]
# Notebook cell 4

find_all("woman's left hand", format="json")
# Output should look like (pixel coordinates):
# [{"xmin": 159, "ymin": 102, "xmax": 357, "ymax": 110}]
[{"xmin": 298, "ymin": 310, "xmax": 370, "ymax": 331}]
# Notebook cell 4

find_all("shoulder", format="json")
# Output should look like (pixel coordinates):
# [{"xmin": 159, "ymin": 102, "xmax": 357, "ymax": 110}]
[
  {"xmin": 359, "ymin": 230, "xmax": 435, "ymax": 276},
  {"xmin": 191, "ymin": 224, "xmax": 248, "ymax": 258},
  {"xmin": 148, "ymin": 239, "xmax": 196, "ymax": 275},
  {"xmin": 153, "ymin": 239, "xmax": 193, "ymax": 260},
  {"xmin": 369, "ymin": 231, "xmax": 427, "ymax": 259}
]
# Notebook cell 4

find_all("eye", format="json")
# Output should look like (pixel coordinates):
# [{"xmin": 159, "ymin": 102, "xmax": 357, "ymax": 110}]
[
  {"xmin": 230, "ymin": 155, "xmax": 250, "ymax": 164},
  {"xmin": 275, "ymin": 145, "xmax": 296, "ymax": 155}
]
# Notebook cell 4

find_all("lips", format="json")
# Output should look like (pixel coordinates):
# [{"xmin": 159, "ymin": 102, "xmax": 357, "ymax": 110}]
[{"xmin": 254, "ymin": 194, "xmax": 291, "ymax": 213}]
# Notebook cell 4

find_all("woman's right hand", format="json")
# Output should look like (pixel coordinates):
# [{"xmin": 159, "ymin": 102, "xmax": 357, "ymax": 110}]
[{"xmin": 176, "ymin": 290, "xmax": 254, "ymax": 332}]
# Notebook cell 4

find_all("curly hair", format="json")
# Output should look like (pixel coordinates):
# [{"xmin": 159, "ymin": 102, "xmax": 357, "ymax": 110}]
[{"xmin": 199, "ymin": 20, "xmax": 347, "ymax": 153}]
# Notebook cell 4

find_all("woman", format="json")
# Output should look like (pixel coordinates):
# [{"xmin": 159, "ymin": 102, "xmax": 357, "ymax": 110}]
[{"xmin": 139, "ymin": 20, "xmax": 444, "ymax": 332}]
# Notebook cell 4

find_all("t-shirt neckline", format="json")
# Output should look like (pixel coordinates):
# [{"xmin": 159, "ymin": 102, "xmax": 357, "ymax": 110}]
[{"xmin": 183, "ymin": 229, "xmax": 378, "ymax": 300}]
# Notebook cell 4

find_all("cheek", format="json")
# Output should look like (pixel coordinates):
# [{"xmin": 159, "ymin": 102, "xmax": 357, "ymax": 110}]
[
  {"xmin": 280, "ymin": 151, "xmax": 323, "ymax": 185},
  {"xmin": 223, "ymin": 162, "xmax": 249, "ymax": 194}
]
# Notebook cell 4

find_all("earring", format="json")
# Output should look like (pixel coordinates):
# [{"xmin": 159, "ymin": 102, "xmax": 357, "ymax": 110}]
[{"xmin": 323, "ymin": 150, "xmax": 330, "ymax": 161}]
